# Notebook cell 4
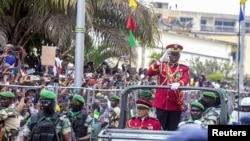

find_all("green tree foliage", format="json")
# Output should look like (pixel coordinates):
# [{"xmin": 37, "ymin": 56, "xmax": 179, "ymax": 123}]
[
  {"xmin": 148, "ymin": 51, "xmax": 163, "ymax": 65},
  {"xmin": 187, "ymin": 57, "xmax": 236, "ymax": 81},
  {"xmin": 0, "ymin": 0, "xmax": 160, "ymax": 66},
  {"xmin": 206, "ymin": 73, "xmax": 224, "ymax": 81}
]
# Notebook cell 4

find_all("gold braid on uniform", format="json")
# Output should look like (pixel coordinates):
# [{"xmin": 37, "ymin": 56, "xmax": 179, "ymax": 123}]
[
  {"xmin": 151, "ymin": 64, "xmax": 158, "ymax": 71},
  {"xmin": 165, "ymin": 63, "xmax": 184, "ymax": 110},
  {"xmin": 166, "ymin": 63, "xmax": 179, "ymax": 83}
]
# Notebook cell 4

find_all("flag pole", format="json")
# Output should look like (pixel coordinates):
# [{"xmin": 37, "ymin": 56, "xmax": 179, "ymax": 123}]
[
  {"xmin": 74, "ymin": 0, "xmax": 86, "ymax": 89},
  {"xmin": 239, "ymin": 0, "xmax": 246, "ymax": 93},
  {"xmin": 237, "ymin": 7, "xmax": 241, "ymax": 123},
  {"xmin": 130, "ymin": 47, "xmax": 132, "ymax": 67},
  {"xmin": 237, "ymin": 0, "xmax": 247, "ymax": 123}
]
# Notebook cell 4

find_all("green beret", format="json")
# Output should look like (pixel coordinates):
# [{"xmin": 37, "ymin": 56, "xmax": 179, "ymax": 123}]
[
  {"xmin": 203, "ymin": 92, "xmax": 216, "ymax": 99},
  {"xmin": 0, "ymin": 91, "xmax": 15, "ymax": 98},
  {"xmin": 40, "ymin": 90, "xmax": 56, "ymax": 100},
  {"xmin": 73, "ymin": 94, "xmax": 85, "ymax": 103},
  {"xmin": 191, "ymin": 101, "xmax": 204, "ymax": 110},
  {"xmin": 139, "ymin": 90, "xmax": 153, "ymax": 97},
  {"xmin": 218, "ymin": 88, "xmax": 228, "ymax": 102},
  {"xmin": 111, "ymin": 95, "xmax": 120, "ymax": 101}
]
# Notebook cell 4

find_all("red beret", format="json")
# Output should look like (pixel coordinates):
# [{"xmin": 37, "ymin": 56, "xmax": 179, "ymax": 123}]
[
  {"xmin": 136, "ymin": 99, "xmax": 152, "ymax": 109},
  {"xmin": 88, "ymin": 79, "xmax": 96, "ymax": 85},
  {"xmin": 166, "ymin": 44, "xmax": 183, "ymax": 52}
]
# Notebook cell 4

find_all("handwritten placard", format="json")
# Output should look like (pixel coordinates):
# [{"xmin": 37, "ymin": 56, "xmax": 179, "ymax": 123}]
[{"xmin": 41, "ymin": 46, "xmax": 56, "ymax": 66}]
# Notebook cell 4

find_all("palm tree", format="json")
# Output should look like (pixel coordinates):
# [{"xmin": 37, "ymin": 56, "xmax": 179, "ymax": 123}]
[
  {"xmin": 0, "ymin": 0, "xmax": 160, "ymax": 63},
  {"xmin": 148, "ymin": 51, "xmax": 163, "ymax": 65}
]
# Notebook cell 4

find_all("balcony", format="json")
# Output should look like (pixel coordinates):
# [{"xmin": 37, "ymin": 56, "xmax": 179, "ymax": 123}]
[{"xmin": 200, "ymin": 24, "xmax": 250, "ymax": 33}]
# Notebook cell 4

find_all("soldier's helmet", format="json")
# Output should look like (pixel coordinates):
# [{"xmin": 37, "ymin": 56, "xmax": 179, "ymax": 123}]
[{"xmin": 240, "ymin": 97, "xmax": 250, "ymax": 106}]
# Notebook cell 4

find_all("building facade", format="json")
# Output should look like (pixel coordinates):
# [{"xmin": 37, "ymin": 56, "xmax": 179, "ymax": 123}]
[{"xmin": 144, "ymin": 0, "xmax": 250, "ymax": 76}]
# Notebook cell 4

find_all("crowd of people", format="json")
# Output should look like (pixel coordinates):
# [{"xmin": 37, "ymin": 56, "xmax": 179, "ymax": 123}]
[{"xmin": 0, "ymin": 42, "xmax": 250, "ymax": 141}]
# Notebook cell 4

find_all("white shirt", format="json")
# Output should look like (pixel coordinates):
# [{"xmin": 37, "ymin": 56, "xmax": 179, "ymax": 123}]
[{"xmin": 230, "ymin": 110, "xmax": 250, "ymax": 123}]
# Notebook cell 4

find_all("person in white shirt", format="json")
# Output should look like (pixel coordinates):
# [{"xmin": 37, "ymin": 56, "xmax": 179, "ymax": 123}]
[
  {"xmin": 53, "ymin": 47, "xmax": 62, "ymax": 76},
  {"xmin": 231, "ymin": 97, "xmax": 250, "ymax": 122}
]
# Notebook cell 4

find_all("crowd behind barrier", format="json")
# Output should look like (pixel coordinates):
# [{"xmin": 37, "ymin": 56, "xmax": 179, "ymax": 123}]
[{"xmin": 1, "ymin": 83, "xmax": 248, "ymax": 118}]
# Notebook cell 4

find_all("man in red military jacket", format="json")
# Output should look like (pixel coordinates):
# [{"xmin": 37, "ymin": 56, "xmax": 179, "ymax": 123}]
[
  {"xmin": 126, "ymin": 99, "xmax": 161, "ymax": 130},
  {"xmin": 147, "ymin": 43, "xmax": 190, "ymax": 131}
]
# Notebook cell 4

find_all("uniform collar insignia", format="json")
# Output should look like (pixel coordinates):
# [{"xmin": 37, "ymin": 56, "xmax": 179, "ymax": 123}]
[{"xmin": 169, "ymin": 62, "xmax": 178, "ymax": 67}]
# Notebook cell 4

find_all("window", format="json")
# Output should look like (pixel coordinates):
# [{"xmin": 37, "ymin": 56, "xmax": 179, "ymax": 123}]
[
  {"xmin": 201, "ymin": 19, "xmax": 207, "ymax": 25},
  {"xmin": 245, "ymin": 22, "xmax": 250, "ymax": 33},
  {"xmin": 200, "ymin": 19, "xmax": 211, "ymax": 31},
  {"xmin": 245, "ymin": 22, "xmax": 250, "ymax": 28},
  {"xmin": 180, "ymin": 17, "xmax": 193, "ymax": 23},
  {"xmin": 157, "ymin": 3, "xmax": 162, "ymax": 8},
  {"xmin": 214, "ymin": 20, "xmax": 235, "ymax": 32}
]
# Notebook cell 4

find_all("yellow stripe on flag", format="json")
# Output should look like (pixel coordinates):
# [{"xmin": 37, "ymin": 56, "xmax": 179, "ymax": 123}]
[
  {"xmin": 94, "ymin": 110, "xmax": 100, "ymax": 119},
  {"xmin": 240, "ymin": 0, "xmax": 247, "ymax": 5},
  {"xmin": 129, "ymin": 0, "xmax": 138, "ymax": 10}
]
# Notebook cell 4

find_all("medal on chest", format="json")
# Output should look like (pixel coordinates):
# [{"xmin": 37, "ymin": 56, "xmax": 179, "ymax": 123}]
[{"xmin": 166, "ymin": 64, "xmax": 180, "ymax": 83}]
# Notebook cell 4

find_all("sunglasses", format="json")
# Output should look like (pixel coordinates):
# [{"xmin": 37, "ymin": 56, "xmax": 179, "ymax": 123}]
[{"xmin": 40, "ymin": 100, "xmax": 53, "ymax": 105}]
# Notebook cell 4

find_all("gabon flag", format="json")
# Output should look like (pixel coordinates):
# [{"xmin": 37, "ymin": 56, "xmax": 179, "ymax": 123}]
[
  {"xmin": 129, "ymin": 0, "xmax": 138, "ymax": 10},
  {"xmin": 127, "ymin": 14, "xmax": 136, "ymax": 32},
  {"xmin": 129, "ymin": 30, "xmax": 136, "ymax": 47}
]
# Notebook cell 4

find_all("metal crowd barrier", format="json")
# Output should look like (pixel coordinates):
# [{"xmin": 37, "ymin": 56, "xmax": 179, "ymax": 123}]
[
  {"xmin": 1, "ymin": 84, "xmax": 249, "ymax": 114},
  {"xmin": 0, "ymin": 84, "xmax": 124, "ymax": 111}
]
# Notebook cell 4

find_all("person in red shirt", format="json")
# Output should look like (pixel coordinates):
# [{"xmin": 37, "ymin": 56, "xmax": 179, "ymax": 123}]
[
  {"xmin": 147, "ymin": 44, "xmax": 190, "ymax": 131},
  {"xmin": 126, "ymin": 99, "xmax": 161, "ymax": 130}
]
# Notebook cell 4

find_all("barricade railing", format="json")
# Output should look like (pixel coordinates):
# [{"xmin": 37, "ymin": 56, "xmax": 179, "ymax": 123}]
[
  {"xmin": 1, "ymin": 84, "xmax": 249, "ymax": 117},
  {"xmin": 0, "ymin": 84, "xmax": 124, "ymax": 112}
]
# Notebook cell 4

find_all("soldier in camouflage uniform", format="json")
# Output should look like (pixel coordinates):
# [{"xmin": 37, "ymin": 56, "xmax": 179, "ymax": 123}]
[
  {"xmin": 0, "ymin": 91, "xmax": 20, "ymax": 141},
  {"xmin": 199, "ymin": 92, "xmax": 219, "ymax": 125},
  {"xmin": 178, "ymin": 101, "xmax": 215, "ymax": 129},
  {"xmin": 179, "ymin": 101, "xmax": 205, "ymax": 123},
  {"xmin": 22, "ymin": 90, "xmax": 72, "ymax": 141},
  {"xmin": 103, "ymin": 95, "xmax": 120, "ymax": 128},
  {"xmin": 66, "ymin": 94, "xmax": 93, "ymax": 141}
]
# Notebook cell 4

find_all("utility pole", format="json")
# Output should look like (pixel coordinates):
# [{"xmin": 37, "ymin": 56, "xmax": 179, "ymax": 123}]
[
  {"xmin": 74, "ymin": 0, "xmax": 86, "ymax": 89},
  {"xmin": 239, "ymin": 0, "xmax": 247, "ymax": 92}
]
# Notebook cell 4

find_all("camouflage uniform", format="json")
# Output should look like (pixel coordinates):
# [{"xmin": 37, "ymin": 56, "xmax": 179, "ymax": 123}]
[
  {"xmin": 22, "ymin": 115, "xmax": 72, "ymax": 139},
  {"xmin": 201, "ymin": 107, "xmax": 219, "ymax": 125},
  {"xmin": 178, "ymin": 101, "xmax": 215, "ymax": 128},
  {"xmin": 104, "ymin": 106, "xmax": 120, "ymax": 128},
  {"xmin": 0, "ymin": 91, "xmax": 20, "ymax": 141},
  {"xmin": 0, "ymin": 104, "xmax": 20, "ymax": 141},
  {"xmin": 82, "ymin": 115, "xmax": 93, "ymax": 133}
]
